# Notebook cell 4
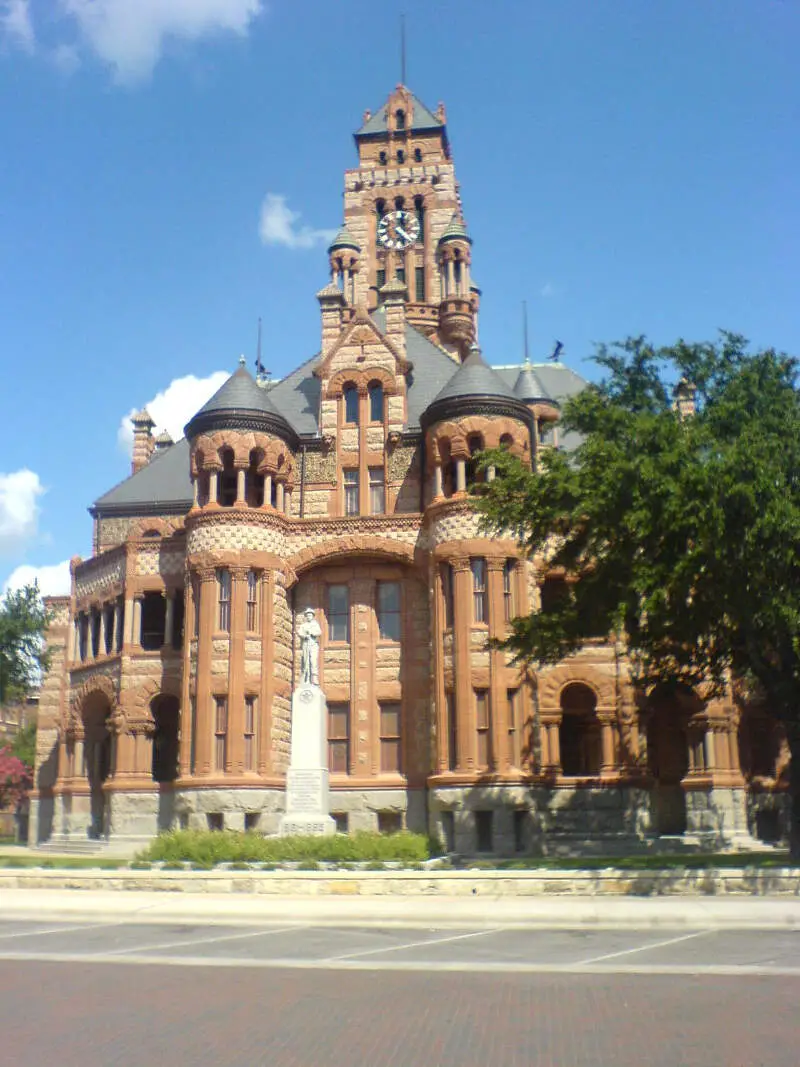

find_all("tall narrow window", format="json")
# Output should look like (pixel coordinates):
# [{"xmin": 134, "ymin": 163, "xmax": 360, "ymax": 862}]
[
  {"xmin": 214, "ymin": 697, "xmax": 228, "ymax": 771},
  {"xmin": 246, "ymin": 570, "xmax": 259, "ymax": 632},
  {"xmin": 466, "ymin": 434, "xmax": 483, "ymax": 488},
  {"xmin": 217, "ymin": 569, "xmax": 231, "ymax": 632},
  {"xmin": 396, "ymin": 148, "xmax": 405, "ymax": 164},
  {"xmin": 91, "ymin": 610, "xmax": 101, "ymax": 656},
  {"xmin": 327, "ymin": 584, "xmax": 350, "ymax": 643},
  {"xmin": 244, "ymin": 696, "xmax": 257, "ymax": 772},
  {"xmin": 344, "ymin": 470, "xmax": 359, "ymax": 516},
  {"xmin": 79, "ymin": 614, "xmax": 88, "ymax": 661},
  {"xmin": 414, "ymin": 147, "xmax": 422, "ymax": 163},
  {"xmin": 343, "ymin": 384, "xmax": 359, "ymax": 425},
  {"xmin": 379, "ymin": 150, "xmax": 387, "ymax": 165},
  {"xmin": 446, "ymin": 691, "xmax": 457, "ymax": 771},
  {"xmin": 476, "ymin": 689, "xmax": 491, "ymax": 769},
  {"xmin": 380, "ymin": 703, "xmax": 402, "ymax": 772},
  {"xmin": 396, "ymin": 266, "xmax": 405, "ymax": 285},
  {"xmin": 369, "ymin": 382, "xmax": 384, "ymax": 422},
  {"xmin": 376, "ymin": 268, "xmax": 386, "ymax": 294},
  {"xmin": 441, "ymin": 564, "xmax": 454, "ymax": 629},
  {"xmin": 503, "ymin": 560, "xmax": 516, "ymax": 622},
  {"xmin": 369, "ymin": 467, "xmax": 386, "ymax": 515},
  {"xmin": 415, "ymin": 266, "xmax": 425, "ymax": 302},
  {"xmin": 414, "ymin": 196, "xmax": 424, "ymax": 239},
  {"xmin": 395, "ymin": 108, "xmax": 406, "ymax": 130},
  {"xmin": 454, "ymin": 258, "xmax": 463, "ymax": 294},
  {"xmin": 116, "ymin": 597, "xmax": 124, "ymax": 653},
  {"xmin": 377, "ymin": 581, "xmax": 401, "ymax": 641},
  {"xmin": 471, "ymin": 559, "xmax": 487, "ymax": 623},
  {"xmin": 328, "ymin": 702, "xmax": 350, "ymax": 773},
  {"xmin": 507, "ymin": 688, "xmax": 520, "ymax": 767},
  {"xmin": 219, "ymin": 449, "xmax": 237, "ymax": 507},
  {"xmin": 104, "ymin": 604, "xmax": 114, "ymax": 654},
  {"xmin": 140, "ymin": 592, "xmax": 166, "ymax": 650}
]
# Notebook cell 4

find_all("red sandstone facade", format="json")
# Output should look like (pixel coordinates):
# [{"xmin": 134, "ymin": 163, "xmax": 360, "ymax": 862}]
[{"xmin": 31, "ymin": 87, "xmax": 788, "ymax": 852}]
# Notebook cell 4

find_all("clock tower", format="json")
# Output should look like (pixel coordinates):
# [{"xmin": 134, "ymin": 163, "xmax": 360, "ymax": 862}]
[{"xmin": 331, "ymin": 84, "xmax": 477, "ymax": 359}]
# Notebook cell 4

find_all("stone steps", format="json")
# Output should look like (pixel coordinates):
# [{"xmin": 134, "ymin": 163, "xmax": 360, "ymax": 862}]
[{"xmin": 34, "ymin": 839, "xmax": 109, "ymax": 855}]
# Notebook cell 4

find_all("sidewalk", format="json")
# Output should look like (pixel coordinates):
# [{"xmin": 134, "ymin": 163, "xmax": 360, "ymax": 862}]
[{"xmin": 2, "ymin": 887, "xmax": 800, "ymax": 929}]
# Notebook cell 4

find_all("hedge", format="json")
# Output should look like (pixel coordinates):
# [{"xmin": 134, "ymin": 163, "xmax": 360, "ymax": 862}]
[{"xmin": 139, "ymin": 829, "xmax": 433, "ymax": 866}]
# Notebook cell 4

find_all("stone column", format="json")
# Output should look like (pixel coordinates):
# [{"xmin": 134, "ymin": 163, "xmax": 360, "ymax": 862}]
[
  {"xmin": 351, "ymin": 577, "xmax": 374, "ymax": 776},
  {"xmin": 236, "ymin": 468, "xmax": 246, "ymax": 505},
  {"xmin": 257, "ymin": 571, "xmax": 275, "ymax": 775},
  {"xmin": 487, "ymin": 559, "xmax": 508, "ymax": 773},
  {"xmin": 433, "ymin": 464, "xmax": 443, "ymax": 500},
  {"xmin": 276, "ymin": 482, "xmax": 285, "ymax": 512},
  {"xmin": 194, "ymin": 568, "xmax": 216, "ymax": 776},
  {"xmin": 446, "ymin": 257, "xmax": 455, "ymax": 295},
  {"xmin": 179, "ymin": 577, "xmax": 194, "ymax": 778},
  {"xmin": 192, "ymin": 478, "xmax": 199, "ymax": 507},
  {"xmin": 132, "ymin": 595, "xmax": 143, "ymax": 648},
  {"xmin": 227, "ymin": 567, "xmax": 248, "ymax": 774},
  {"xmin": 164, "ymin": 591, "xmax": 174, "ymax": 649},
  {"xmin": 452, "ymin": 558, "xmax": 474, "ymax": 771},
  {"xmin": 123, "ymin": 596, "xmax": 134, "ymax": 648},
  {"xmin": 209, "ymin": 471, "xmax": 219, "ymax": 505},
  {"xmin": 600, "ymin": 718, "xmax": 617, "ymax": 776},
  {"xmin": 547, "ymin": 721, "xmax": 561, "ymax": 773},
  {"xmin": 455, "ymin": 459, "xmax": 467, "ymax": 493},
  {"xmin": 114, "ymin": 600, "xmax": 123, "ymax": 653},
  {"xmin": 433, "ymin": 561, "xmax": 449, "ymax": 773},
  {"xmin": 704, "ymin": 727, "xmax": 717, "ymax": 773},
  {"xmin": 264, "ymin": 474, "xmax": 273, "ymax": 507}
]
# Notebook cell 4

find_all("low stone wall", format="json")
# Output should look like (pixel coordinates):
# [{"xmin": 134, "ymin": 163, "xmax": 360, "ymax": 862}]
[{"xmin": 0, "ymin": 867, "xmax": 798, "ymax": 896}]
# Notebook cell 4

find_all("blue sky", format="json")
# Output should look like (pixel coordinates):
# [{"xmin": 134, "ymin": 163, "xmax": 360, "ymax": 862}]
[{"xmin": 0, "ymin": 0, "xmax": 797, "ymax": 596}]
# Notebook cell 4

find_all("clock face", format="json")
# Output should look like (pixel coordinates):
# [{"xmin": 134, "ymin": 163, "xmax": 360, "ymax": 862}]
[{"xmin": 377, "ymin": 210, "xmax": 421, "ymax": 250}]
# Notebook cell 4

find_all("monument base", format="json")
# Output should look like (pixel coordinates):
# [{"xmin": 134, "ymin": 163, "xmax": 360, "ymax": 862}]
[
  {"xmin": 280, "ymin": 814, "xmax": 336, "ymax": 837},
  {"xmin": 280, "ymin": 685, "xmax": 336, "ymax": 837}
]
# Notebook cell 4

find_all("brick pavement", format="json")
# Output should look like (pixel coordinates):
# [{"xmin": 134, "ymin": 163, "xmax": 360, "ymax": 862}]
[{"xmin": 1, "ymin": 961, "xmax": 796, "ymax": 1067}]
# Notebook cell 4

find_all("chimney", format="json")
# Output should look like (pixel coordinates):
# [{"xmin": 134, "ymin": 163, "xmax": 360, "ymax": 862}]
[
  {"xmin": 153, "ymin": 430, "xmax": 174, "ymax": 454},
  {"xmin": 131, "ymin": 408, "xmax": 155, "ymax": 474},
  {"xmin": 316, "ymin": 282, "xmax": 345, "ymax": 358},
  {"xmin": 380, "ymin": 277, "xmax": 407, "ymax": 363},
  {"xmin": 673, "ymin": 377, "xmax": 697, "ymax": 420}
]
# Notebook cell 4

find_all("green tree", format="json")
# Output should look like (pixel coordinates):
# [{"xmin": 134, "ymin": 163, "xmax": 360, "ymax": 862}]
[
  {"xmin": 0, "ymin": 584, "xmax": 50, "ymax": 705},
  {"xmin": 10, "ymin": 721, "xmax": 36, "ymax": 770},
  {"xmin": 478, "ymin": 333, "xmax": 800, "ymax": 857}
]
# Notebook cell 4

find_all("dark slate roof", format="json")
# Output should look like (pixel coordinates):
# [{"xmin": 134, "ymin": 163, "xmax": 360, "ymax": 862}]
[
  {"xmin": 513, "ymin": 363, "xmax": 555, "ymax": 405},
  {"xmin": 328, "ymin": 226, "xmax": 360, "ymax": 253},
  {"xmin": 262, "ymin": 354, "xmax": 322, "ymax": 438},
  {"xmin": 430, "ymin": 345, "xmax": 518, "ymax": 405},
  {"xmin": 494, "ymin": 361, "xmax": 588, "ymax": 451},
  {"xmin": 356, "ymin": 91, "xmax": 443, "ymax": 137},
  {"xmin": 184, "ymin": 364, "xmax": 295, "ymax": 442},
  {"xmin": 93, "ymin": 437, "xmax": 193, "ymax": 514}
]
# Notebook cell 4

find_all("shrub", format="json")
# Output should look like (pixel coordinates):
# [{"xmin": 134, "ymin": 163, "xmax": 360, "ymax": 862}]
[{"xmin": 138, "ymin": 829, "xmax": 431, "ymax": 866}]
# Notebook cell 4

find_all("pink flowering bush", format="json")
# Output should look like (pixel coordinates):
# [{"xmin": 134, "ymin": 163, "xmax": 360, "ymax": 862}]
[{"xmin": 0, "ymin": 746, "xmax": 32, "ymax": 809}]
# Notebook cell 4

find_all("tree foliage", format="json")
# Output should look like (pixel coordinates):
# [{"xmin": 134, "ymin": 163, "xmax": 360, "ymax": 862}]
[
  {"xmin": 9, "ymin": 721, "xmax": 36, "ymax": 770},
  {"xmin": 478, "ymin": 333, "xmax": 800, "ymax": 852},
  {"xmin": 0, "ymin": 746, "xmax": 32, "ymax": 809},
  {"xmin": 0, "ymin": 584, "xmax": 50, "ymax": 705}
]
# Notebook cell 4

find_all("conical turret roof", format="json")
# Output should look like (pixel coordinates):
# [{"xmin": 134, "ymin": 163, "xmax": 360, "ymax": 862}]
[
  {"xmin": 438, "ymin": 213, "xmax": 472, "ymax": 245},
  {"xmin": 185, "ymin": 364, "xmax": 296, "ymax": 443},
  {"xmin": 328, "ymin": 225, "xmax": 360, "ymax": 253},
  {"xmin": 513, "ymin": 363, "xmax": 557, "ymax": 406},
  {"xmin": 422, "ymin": 345, "xmax": 532, "ymax": 430}
]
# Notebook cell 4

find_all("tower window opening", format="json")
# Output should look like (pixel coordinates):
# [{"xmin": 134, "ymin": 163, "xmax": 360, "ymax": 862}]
[
  {"xmin": 414, "ymin": 196, "xmax": 424, "ymax": 238},
  {"xmin": 395, "ymin": 109, "xmax": 406, "ymax": 130},
  {"xmin": 219, "ymin": 449, "xmax": 237, "ymax": 506},
  {"xmin": 396, "ymin": 266, "xmax": 405, "ymax": 285},
  {"xmin": 454, "ymin": 258, "xmax": 463, "ymax": 295},
  {"xmin": 466, "ymin": 433, "xmax": 484, "ymax": 487},
  {"xmin": 376, "ymin": 198, "xmax": 386, "ymax": 218},
  {"xmin": 396, "ymin": 149, "xmax": 405, "ymax": 164},
  {"xmin": 379, "ymin": 150, "xmax": 387, "ymax": 165},
  {"xmin": 394, "ymin": 196, "xmax": 404, "ymax": 211},
  {"xmin": 140, "ymin": 591, "xmax": 166, "ymax": 651},
  {"xmin": 327, "ymin": 585, "xmax": 350, "ymax": 644},
  {"xmin": 415, "ymin": 266, "xmax": 425, "ymax": 302},
  {"xmin": 414, "ymin": 147, "xmax": 422, "ymax": 162}
]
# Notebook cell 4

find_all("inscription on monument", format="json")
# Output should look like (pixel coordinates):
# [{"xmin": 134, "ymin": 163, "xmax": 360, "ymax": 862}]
[{"xmin": 287, "ymin": 769, "xmax": 324, "ymax": 814}]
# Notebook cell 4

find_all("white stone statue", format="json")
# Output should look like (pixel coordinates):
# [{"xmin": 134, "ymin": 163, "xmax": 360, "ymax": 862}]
[{"xmin": 298, "ymin": 607, "xmax": 322, "ymax": 686}]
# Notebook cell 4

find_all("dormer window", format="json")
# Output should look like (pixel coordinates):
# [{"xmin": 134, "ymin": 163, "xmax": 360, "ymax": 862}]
[{"xmin": 395, "ymin": 109, "xmax": 405, "ymax": 130}]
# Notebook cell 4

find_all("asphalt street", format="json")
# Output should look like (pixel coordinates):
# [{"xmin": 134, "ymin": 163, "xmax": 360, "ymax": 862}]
[{"xmin": 0, "ymin": 918, "xmax": 798, "ymax": 1066}]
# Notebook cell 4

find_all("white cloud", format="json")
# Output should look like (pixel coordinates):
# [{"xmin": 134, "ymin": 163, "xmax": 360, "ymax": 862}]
[
  {"xmin": 540, "ymin": 282, "xmax": 557, "ymax": 299},
  {"xmin": 3, "ymin": 559, "xmax": 71, "ymax": 598},
  {"xmin": 2, "ymin": 0, "xmax": 264, "ymax": 82},
  {"xmin": 0, "ymin": 469, "xmax": 43, "ymax": 556},
  {"xmin": 259, "ymin": 193, "xmax": 336, "ymax": 251},
  {"xmin": 118, "ymin": 370, "xmax": 229, "ymax": 455},
  {"xmin": 0, "ymin": 0, "xmax": 34, "ymax": 51}
]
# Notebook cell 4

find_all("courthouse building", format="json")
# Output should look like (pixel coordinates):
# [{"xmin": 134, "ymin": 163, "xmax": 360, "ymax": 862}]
[{"xmin": 31, "ymin": 86, "xmax": 788, "ymax": 852}]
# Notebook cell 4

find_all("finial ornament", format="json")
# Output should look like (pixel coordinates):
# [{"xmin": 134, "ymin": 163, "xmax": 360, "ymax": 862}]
[{"xmin": 238, "ymin": 354, "xmax": 246, "ymax": 367}]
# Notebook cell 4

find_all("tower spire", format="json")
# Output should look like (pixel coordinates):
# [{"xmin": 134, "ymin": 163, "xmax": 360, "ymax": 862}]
[
  {"xmin": 522, "ymin": 300, "xmax": 530, "ymax": 365},
  {"xmin": 400, "ymin": 13, "xmax": 406, "ymax": 85}
]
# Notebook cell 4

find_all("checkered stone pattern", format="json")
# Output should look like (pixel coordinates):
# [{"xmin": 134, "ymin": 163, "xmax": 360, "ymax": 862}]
[
  {"xmin": 430, "ymin": 509, "xmax": 484, "ymax": 546},
  {"xmin": 135, "ymin": 545, "xmax": 185, "ymax": 577},
  {"xmin": 187, "ymin": 522, "xmax": 288, "ymax": 557},
  {"xmin": 75, "ymin": 550, "xmax": 125, "ymax": 598}
]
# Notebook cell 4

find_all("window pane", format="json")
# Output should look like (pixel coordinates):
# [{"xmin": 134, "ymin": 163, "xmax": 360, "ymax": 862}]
[
  {"xmin": 369, "ymin": 384, "xmax": 384, "ymax": 422},
  {"xmin": 415, "ymin": 266, "xmax": 425, "ymax": 302},
  {"xmin": 343, "ymin": 386, "xmax": 359, "ymax": 424},
  {"xmin": 328, "ymin": 585, "xmax": 349, "ymax": 642},
  {"xmin": 380, "ymin": 704, "xmax": 401, "ymax": 736},
  {"xmin": 475, "ymin": 690, "xmax": 489, "ymax": 730},
  {"xmin": 344, "ymin": 470, "xmax": 359, "ymax": 516},
  {"xmin": 328, "ymin": 702, "xmax": 350, "ymax": 773},
  {"xmin": 377, "ymin": 581, "xmax": 401, "ymax": 641},
  {"xmin": 369, "ymin": 468, "xmax": 385, "ymax": 515},
  {"xmin": 471, "ymin": 559, "xmax": 487, "ymax": 623},
  {"xmin": 380, "ymin": 738, "xmax": 400, "ymax": 773}
]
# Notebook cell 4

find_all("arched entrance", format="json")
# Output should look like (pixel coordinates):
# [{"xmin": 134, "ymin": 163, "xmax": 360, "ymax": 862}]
[
  {"xmin": 559, "ymin": 683, "xmax": 601, "ymax": 776},
  {"xmin": 151, "ymin": 694, "xmax": 180, "ymax": 783},
  {"xmin": 646, "ymin": 684, "xmax": 700, "ymax": 835},
  {"xmin": 82, "ymin": 692, "xmax": 113, "ymax": 839}
]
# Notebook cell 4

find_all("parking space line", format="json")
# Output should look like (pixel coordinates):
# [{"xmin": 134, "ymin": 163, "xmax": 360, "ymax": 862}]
[
  {"xmin": 578, "ymin": 929, "xmax": 713, "ymax": 965},
  {"xmin": 0, "ymin": 920, "xmax": 125, "ymax": 943},
  {"xmin": 325, "ymin": 926, "xmax": 502, "ymax": 962},
  {"xmin": 96, "ymin": 923, "xmax": 314, "ymax": 957}
]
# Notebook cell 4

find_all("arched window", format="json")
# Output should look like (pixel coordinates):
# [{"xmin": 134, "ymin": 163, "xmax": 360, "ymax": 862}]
[
  {"xmin": 219, "ymin": 448, "xmax": 237, "ymax": 507},
  {"xmin": 397, "ymin": 149, "xmax": 405, "ymax": 164},
  {"xmin": 466, "ymin": 434, "xmax": 483, "ymax": 487},
  {"xmin": 379, "ymin": 150, "xmax": 387, "ymax": 165},
  {"xmin": 394, "ymin": 196, "xmax": 404, "ymax": 211},
  {"xmin": 499, "ymin": 433, "xmax": 513, "ymax": 450},
  {"xmin": 343, "ymin": 384, "xmax": 359, "ymax": 425},
  {"xmin": 368, "ymin": 382, "xmax": 384, "ymax": 422},
  {"xmin": 246, "ymin": 450, "xmax": 265, "ymax": 507},
  {"xmin": 395, "ymin": 108, "xmax": 406, "ymax": 130},
  {"xmin": 414, "ymin": 147, "xmax": 422, "ymax": 163},
  {"xmin": 559, "ymin": 683, "xmax": 601, "ymax": 776},
  {"xmin": 376, "ymin": 198, "xmax": 386, "ymax": 218}
]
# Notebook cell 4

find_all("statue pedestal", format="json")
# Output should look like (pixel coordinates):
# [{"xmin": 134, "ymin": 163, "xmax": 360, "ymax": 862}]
[{"xmin": 279, "ymin": 685, "xmax": 335, "ymax": 837}]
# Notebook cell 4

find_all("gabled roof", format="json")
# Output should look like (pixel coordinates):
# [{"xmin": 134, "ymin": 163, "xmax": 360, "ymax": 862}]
[
  {"xmin": 356, "ymin": 90, "xmax": 443, "ymax": 138},
  {"xmin": 184, "ymin": 364, "xmax": 296, "ymax": 442}
]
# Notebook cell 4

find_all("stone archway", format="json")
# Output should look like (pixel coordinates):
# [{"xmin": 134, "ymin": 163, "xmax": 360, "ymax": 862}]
[
  {"xmin": 646, "ymin": 683, "xmax": 701, "ymax": 835},
  {"xmin": 151, "ymin": 694, "xmax": 180, "ymax": 784},
  {"xmin": 81, "ymin": 689, "xmax": 114, "ymax": 840}
]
